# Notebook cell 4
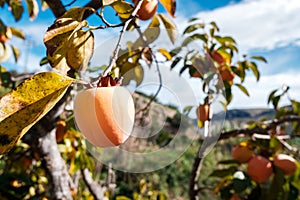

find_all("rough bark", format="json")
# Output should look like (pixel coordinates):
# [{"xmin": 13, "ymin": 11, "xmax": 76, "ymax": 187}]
[{"xmin": 81, "ymin": 168, "xmax": 104, "ymax": 200}]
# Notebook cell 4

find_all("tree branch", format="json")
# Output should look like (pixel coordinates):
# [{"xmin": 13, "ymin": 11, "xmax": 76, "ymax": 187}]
[
  {"xmin": 81, "ymin": 168, "xmax": 104, "ymax": 200},
  {"xmin": 44, "ymin": 0, "xmax": 66, "ymax": 18}
]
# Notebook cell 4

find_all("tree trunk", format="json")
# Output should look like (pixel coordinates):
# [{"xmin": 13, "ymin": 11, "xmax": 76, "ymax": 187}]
[{"xmin": 39, "ymin": 128, "xmax": 73, "ymax": 200}]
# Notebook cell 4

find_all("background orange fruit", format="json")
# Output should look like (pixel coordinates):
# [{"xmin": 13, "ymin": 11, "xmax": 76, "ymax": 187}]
[
  {"xmin": 273, "ymin": 154, "xmax": 297, "ymax": 175},
  {"xmin": 247, "ymin": 155, "xmax": 273, "ymax": 183}
]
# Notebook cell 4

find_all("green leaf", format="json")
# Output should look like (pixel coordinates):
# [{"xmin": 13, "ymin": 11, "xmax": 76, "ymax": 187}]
[
  {"xmin": 272, "ymin": 95, "xmax": 281, "ymax": 109},
  {"xmin": 170, "ymin": 57, "xmax": 181, "ymax": 69},
  {"xmin": 248, "ymin": 61, "xmax": 260, "ymax": 81},
  {"xmin": 268, "ymin": 89, "xmax": 277, "ymax": 104},
  {"xmin": 24, "ymin": 0, "xmax": 39, "ymax": 21},
  {"xmin": 209, "ymin": 166, "xmax": 237, "ymax": 178},
  {"xmin": 0, "ymin": 72, "xmax": 73, "ymax": 155},
  {"xmin": 182, "ymin": 33, "xmax": 208, "ymax": 47},
  {"xmin": 210, "ymin": 21, "xmax": 219, "ymax": 32},
  {"xmin": 235, "ymin": 83, "xmax": 249, "ymax": 96},
  {"xmin": 9, "ymin": 0, "xmax": 24, "ymax": 21},
  {"xmin": 157, "ymin": 14, "xmax": 177, "ymax": 44},
  {"xmin": 111, "ymin": 1, "xmax": 133, "ymax": 19},
  {"xmin": 120, "ymin": 62, "xmax": 144, "ymax": 86},
  {"xmin": 10, "ymin": 45, "xmax": 20, "ymax": 63},
  {"xmin": 251, "ymin": 55, "xmax": 267, "ymax": 63},
  {"xmin": 10, "ymin": 27, "xmax": 25, "ymax": 40},
  {"xmin": 183, "ymin": 23, "xmax": 205, "ymax": 34},
  {"xmin": 39, "ymin": 57, "xmax": 48, "ymax": 66},
  {"xmin": 214, "ymin": 35, "xmax": 236, "ymax": 45},
  {"xmin": 159, "ymin": 0, "xmax": 176, "ymax": 17},
  {"xmin": 218, "ymin": 159, "xmax": 240, "ymax": 165}
]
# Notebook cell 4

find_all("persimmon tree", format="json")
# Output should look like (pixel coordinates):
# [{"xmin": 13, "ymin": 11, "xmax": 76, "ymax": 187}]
[{"xmin": 0, "ymin": 0, "xmax": 299, "ymax": 200}]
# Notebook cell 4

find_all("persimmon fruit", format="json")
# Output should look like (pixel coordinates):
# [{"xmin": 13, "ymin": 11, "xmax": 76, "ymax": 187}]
[
  {"xmin": 231, "ymin": 144, "xmax": 254, "ymax": 163},
  {"xmin": 196, "ymin": 104, "xmax": 210, "ymax": 122},
  {"xmin": 273, "ymin": 154, "xmax": 297, "ymax": 175},
  {"xmin": 247, "ymin": 155, "xmax": 273, "ymax": 183},
  {"xmin": 211, "ymin": 50, "xmax": 225, "ymax": 64},
  {"xmin": 55, "ymin": 119, "xmax": 66, "ymax": 142},
  {"xmin": 73, "ymin": 86, "xmax": 135, "ymax": 147},
  {"xmin": 0, "ymin": 27, "xmax": 12, "ymax": 43},
  {"xmin": 134, "ymin": 0, "xmax": 158, "ymax": 21},
  {"xmin": 219, "ymin": 66, "xmax": 235, "ymax": 81}
]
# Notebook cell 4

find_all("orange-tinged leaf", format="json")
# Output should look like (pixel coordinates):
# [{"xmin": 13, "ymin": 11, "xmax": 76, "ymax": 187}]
[
  {"xmin": 25, "ymin": 0, "xmax": 39, "ymax": 21},
  {"xmin": 10, "ymin": 27, "xmax": 25, "ymax": 40},
  {"xmin": 159, "ymin": 0, "xmax": 176, "ymax": 17},
  {"xmin": 0, "ymin": 72, "xmax": 73, "ymax": 155}
]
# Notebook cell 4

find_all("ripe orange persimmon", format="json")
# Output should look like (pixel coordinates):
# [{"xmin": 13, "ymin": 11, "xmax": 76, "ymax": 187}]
[
  {"xmin": 247, "ymin": 155, "xmax": 273, "ymax": 183},
  {"xmin": 218, "ymin": 66, "xmax": 235, "ymax": 81},
  {"xmin": 73, "ymin": 86, "xmax": 135, "ymax": 147},
  {"xmin": 0, "ymin": 27, "xmax": 12, "ymax": 43},
  {"xmin": 196, "ymin": 104, "xmax": 210, "ymax": 122},
  {"xmin": 274, "ymin": 154, "xmax": 297, "ymax": 175},
  {"xmin": 134, "ymin": 0, "xmax": 158, "ymax": 21},
  {"xmin": 56, "ymin": 119, "xmax": 66, "ymax": 142},
  {"xmin": 232, "ymin": 144, "xmax": 254, "ymax": 163},
  {"xmin": 230, "ymin": 194, "xmax": 241, "ymax": 200},
  {"xmin": 211, "ymin": 50, "xmax": 225, "ymax": 64}
]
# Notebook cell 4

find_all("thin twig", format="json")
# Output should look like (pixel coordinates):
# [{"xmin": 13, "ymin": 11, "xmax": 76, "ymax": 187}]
[
  {"xmin": 102, "ymin": 0, "xmax": 145, "ymax": 77},
  {"xmin": 134, "ymin": 24, "xmax": 163, "ymax": 116}
]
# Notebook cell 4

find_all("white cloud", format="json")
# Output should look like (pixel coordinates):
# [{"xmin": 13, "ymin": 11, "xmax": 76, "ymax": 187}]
[
  {"xmin": 229, "ymin": 72, "xmax": 300, "ymax": 109},
  {"xmin": 193, "ymin": 0, "xmax": 300, "ymax": 53}
]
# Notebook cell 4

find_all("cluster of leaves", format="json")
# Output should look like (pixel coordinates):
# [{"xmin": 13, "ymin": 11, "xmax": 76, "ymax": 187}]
[{"xmin": 170, "ymin": 18, "xmax": 267, "ymax": 107}]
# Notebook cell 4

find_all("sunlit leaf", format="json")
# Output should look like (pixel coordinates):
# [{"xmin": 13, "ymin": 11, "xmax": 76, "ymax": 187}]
[
  {"xmin": 39, "ymin": 57, "xmax": 48, "ymax": 66},
  {"xmin": 25, "ymin": 0, "xmax": 39, "ymax": 21},
  {"xmin": 157, "ymin": 14, "xmax": 177, "ymax": 44},
  {"xmin": 41, "ymin": 0, "xmax": 49, "ymax": 11},
  {"xmin": 183, "ymin": 23, "xmax": 205, "ymax": 34},
  {"xmin": 214, "ymin": 35, "xmax": 236, "ymax": 45},
  {"xmin": 10, "ymin": 45, "xmax": 20, "ymax": 63},
  {"xmin": 235, "ymin": 83, "xmax": 249, "ymax": 96},
  {"xmin": 248, "ymin": 61, "xmax": 260, "ymax": 81},
  {"xmin": 182, "ymin": 33, "xmax": 207, "ymax": 47},
  {"xmin": 158, "ymin": 48, "xmax": 172, "ymax": 60},
  {"xmin": 0, "ymin": 72, "xmax": 73, "ymax": 155},
  {"xmin": 66, "ymin": 30, "xmax": 94, "ymax": 72},
  {"xmin": 251, "ymin": 55, "xmax": 267, "ymax": 63},
  {"xmin": 111, "ymin": 1, "xmax": 133, "ymax": 19},
  {"xmin": 0, "ymin": 43, "xmax": 12, "ymax": 62},
  {"xmin": 44, "ymin": 8, "xmax": 93, "ymax": 74},
  {"xmin": 159, "ymin": 0, "xmax": 176, "ymax": 17},
  {"xmin": 103, "ymin": 0, "xmax": 118, "ymax": 6},
  {"xmin": 10, "ymin": 27, "xmax": 25, "ymax": 40},
  {"xmin": 210, "ymin": 21, "xmax": 219, "ymax": 32}
]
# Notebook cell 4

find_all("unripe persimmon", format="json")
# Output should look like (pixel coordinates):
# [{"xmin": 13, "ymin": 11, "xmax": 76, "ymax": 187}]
[
  {"xmin": 232, "ymin": 144, "xmax": 254, "ymax": 163},
  {"xmin": 73, "ymin": 86, "xmax": 135, "ymax": 147},
  {"xmin": 0, "ymin": 27, "xmax": 12, "ymax": 43},
  {"xmin": 196, "ymin": 104, "xmax": 210, "ymax": 122},
  {"xmin": 247, "ymin": 155, "xmax": 273, "ymax": 183},
  {"xmin": 273, "ymin": 154, "xmax": 297, "ymax": 176},
  {"xmin": 134, "ymin": 0, "xmax": 158, "ymax": 21}
]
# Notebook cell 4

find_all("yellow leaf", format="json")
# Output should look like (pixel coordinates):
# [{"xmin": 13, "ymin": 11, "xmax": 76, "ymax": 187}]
[
  {"xmin": 111, "ymin": 1, "xmax": 133, "ymax": 19},
  {"xmin": 66, "ymin": 30, "xmax": 94, "ymax": 72},
  {"xmin": 157, "ymin": 14, "xmax": 177, "ymax": 44},
  {"xmin": 159, "ymin": 0, "xmax": 176, "ymax": 17},
  {"xmin": 25, "ymin": 0, "xmax": 39, "ymax": 21},
  {"xmin": 158, "ymin": 48, "xmax": 172, "ymax": 60},
  {"xmin": 0, "ymin": 72, "xmax": 73, "ymax": 155},
  {"xmin": 120, "ymin": 62, "xmax": 144, "ymax": 86}
]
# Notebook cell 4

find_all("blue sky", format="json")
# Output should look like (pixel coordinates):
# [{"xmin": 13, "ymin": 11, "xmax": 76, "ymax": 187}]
[{"xmin": 1, "ymin": 0, "xmax": 300, "ymax": 109}]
